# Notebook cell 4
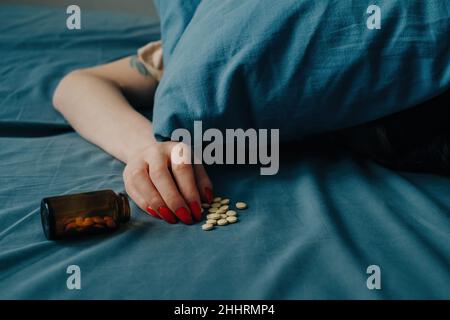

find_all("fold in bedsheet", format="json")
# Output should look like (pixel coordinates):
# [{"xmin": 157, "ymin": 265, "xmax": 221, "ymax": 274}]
[
  {"xmin": 0, "ymin": 5, "xmax": 159, "ymax": 124},
  {"xmin": 0, "ymin": 5, "xmax": 449, "ymax": 299}
]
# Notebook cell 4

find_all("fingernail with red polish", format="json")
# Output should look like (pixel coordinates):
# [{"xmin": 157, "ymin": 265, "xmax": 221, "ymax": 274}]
[
  {"xmin": 205, "ymin": 187, "xmax": 213, "ymax": 204},
  {"xmin": 146, "ymin": 207, "xmax": 161, "ymax": 219},
  {"xmin": 175, "ymin": 207, "xmax": 193, "ymax": 225},
  {"xmin": 189, "ymin": 201, "xmax": 202, "ymax": 221},
  {"xmin": 158, "ymin": 206, "xmax": 177, "ymax": 224}
]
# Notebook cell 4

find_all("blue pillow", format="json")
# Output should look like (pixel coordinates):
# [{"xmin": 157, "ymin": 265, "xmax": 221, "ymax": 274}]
[
  {"xmin": 152, "ymin": 0, "xmax": 450, "ymax": 142},
  {"xmin": 153, "ymin": 0, "xmax": 201, "ymax": 66}
]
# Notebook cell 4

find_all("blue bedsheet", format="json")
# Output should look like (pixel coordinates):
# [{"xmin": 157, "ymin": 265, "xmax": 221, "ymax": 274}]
[{"xmin": 0, "ymin": 5, "xmax": 449, "ymax": 299}]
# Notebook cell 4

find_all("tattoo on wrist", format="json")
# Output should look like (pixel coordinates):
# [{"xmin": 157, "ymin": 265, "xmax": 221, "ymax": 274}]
[{"xmin": 130, "ymin": 55, "xmax": 150, "ymax": 77}]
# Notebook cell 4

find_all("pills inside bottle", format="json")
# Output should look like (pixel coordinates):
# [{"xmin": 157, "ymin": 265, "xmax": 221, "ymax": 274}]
[{"xmin": 40, "ymin": 190, "xmax": 130, "ymax": 240}]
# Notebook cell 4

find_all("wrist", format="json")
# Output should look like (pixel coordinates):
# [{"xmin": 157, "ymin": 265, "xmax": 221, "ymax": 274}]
[
  {"xmin": 124, "ymin": 139, "xmax": 157, "ymax": 163},
  {"xmin": 118, "ymin": 113, "xmax": 158, "ymax": 164}
]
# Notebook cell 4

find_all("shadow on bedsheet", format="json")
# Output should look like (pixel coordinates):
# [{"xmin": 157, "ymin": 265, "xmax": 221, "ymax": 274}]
[{"xmin": 0, "ymin": 122, "xmax": 72, "ymax": 137}]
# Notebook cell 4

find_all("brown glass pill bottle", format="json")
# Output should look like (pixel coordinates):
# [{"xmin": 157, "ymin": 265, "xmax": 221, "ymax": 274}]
[{"xmin": 40, "ymin": 190, "xmax": 130, "ymax": 240}]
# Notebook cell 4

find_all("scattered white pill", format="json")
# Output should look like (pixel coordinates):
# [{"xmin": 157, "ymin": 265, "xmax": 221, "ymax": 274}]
[
  {"xmin": 202, "ymin": 223, "xmax": 214, "ymax": 231},
  {"xmin": 236, "ymin": 202, "xmax": 247, "ymax": 210},
  {"xmin": 226, "ymin": 210, "xmax": 237, "ymax": 216},
  {"xmin": 217, "ymin": 219, "xmax": 228, "ymax": 226},
  {"xmin": 207, "ymin": 213, "xmax": 221, "ymax": 220},
  {"xmin": 202, "ymin": 197, "xmax": 247, "ymax": 231},
  {"xmin": 226, "ymin": 216, "xmax": 238, "ymax": 224}
]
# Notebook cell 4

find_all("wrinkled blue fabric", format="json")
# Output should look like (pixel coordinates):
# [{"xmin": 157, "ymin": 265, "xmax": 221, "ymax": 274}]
[
  {"xmin": 0, "ymin": 5, "xmax": 449, "ymax": 300},
  {"xmin": 152, "ymin": 0, "xmax": 450, "ymax": 141},
  {"xmin": 0, "ymin": 5, "xmax": 159, "ymax": 124}
]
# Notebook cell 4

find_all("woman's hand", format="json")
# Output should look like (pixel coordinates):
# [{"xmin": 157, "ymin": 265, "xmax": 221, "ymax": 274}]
[
  {"xmin": 123, "ymin": 142, "xmax": 214, "ymax": 224},
  {"xmin": 53, "ymin": 56, "xmax": 213, "ymax": 224}
]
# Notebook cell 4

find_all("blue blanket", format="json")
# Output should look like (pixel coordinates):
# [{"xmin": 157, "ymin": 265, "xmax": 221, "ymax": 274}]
[{"xmin": 0, "ymin": 5, "xmax": 449, "ymax": 299}]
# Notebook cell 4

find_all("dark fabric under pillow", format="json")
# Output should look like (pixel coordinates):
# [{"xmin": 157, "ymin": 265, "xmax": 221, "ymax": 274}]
[{"xmin": 335, "ymin": 90, "xmax": 450, "ymax": 175}]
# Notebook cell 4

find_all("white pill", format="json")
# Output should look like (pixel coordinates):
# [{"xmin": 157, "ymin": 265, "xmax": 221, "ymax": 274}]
[
  {"xmin": 220, "ymin": 199, "xmax": 230, "ymax": 205},
  {"xmin": 211, "ymin": 203, "xmax": 221, "ymax": 208},
  {"xmin": 208, "ymin": 207, "xmax": 218, "ymax": 213},
  {"xmin": 213, "ymin": 197, "xmax": 222, "ymax": 202},
  {"xmin": 202, "ymin": 223, "xmax": 214, "ymax": 231},
  {"xmin": 226, "ymin": 210, "xmax": 237, "ymax": 216},
  {"xmin": 201, "ymin": 203, "xmax": 210, "ymax": 209},
  {"xmin": 226, "ymin": 216, "xmax": 238, "ymax": 224},
  {"xmin": 206, "ymin": 219, "xmax": 217, "ymax": 225},
  {"xmin": 220, "ymin": 214, "xmax": 228, "ymax": 219},
  {"xmin": 207, "ymin": 213, "xmax": 221, "ymax": 220},
  {"xmin": 217, "ymin": 219, "xmax": 228, "ymax": 226},
  {"xmin": 219, "ymin": 205, "xmax": 229, "ymax": 211},
  {"xmin": 236, "ymin": 202, "xmax": 247, "ymax": 210}
]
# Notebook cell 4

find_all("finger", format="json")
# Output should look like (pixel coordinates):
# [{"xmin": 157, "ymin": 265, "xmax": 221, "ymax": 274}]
[
  {"xmin": 124, "ymin": 182, "xmax": 155, "ymax": 217},
  {"xmin": 193, "ymin": 164, "xmax": 214, "ymax": 204},
  {"xmin": 137, "ymin": 178, "xmax": 178, "ymax": 224},
  {"xmin": 171, "ymin": 160, "xmax": 203, "ymax": 222},
  {"xmin": 132, "ymin": 168, "xmax": 178, "ymax": 224},
  {"xmin": 148, "ymin": 159, "xmax": 194, "ymax": 225},
  {"xmin": 124, "ymin": 165, "xmax": 157, "ymax": 217},
  {"xmin": 133, "ymin": 167, "xmax": 178, "ymax": 223},
  {"xmin": 124, "ymin": 164, "xmax": 176, "ymax": 223}
]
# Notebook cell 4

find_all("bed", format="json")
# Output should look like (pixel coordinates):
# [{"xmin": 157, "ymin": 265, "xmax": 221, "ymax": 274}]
[{"xmin": 0, "ymin": 4, "xmax": 449, "ymax": 299}]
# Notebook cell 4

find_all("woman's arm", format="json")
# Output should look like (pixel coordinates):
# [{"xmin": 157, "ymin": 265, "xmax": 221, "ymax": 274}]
[
  {"xmin": 53, "ymin": 57, "xmax": 157, "ymax": 163},
  {"xmin": 53, "ymin": 56, "xmax": 213, "ymax": 224}
]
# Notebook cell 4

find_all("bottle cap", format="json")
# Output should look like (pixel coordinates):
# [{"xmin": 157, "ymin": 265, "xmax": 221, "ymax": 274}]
[
  {"xmin": 40, "ymin": 199, "xmax": 56, "ymax": 240},
  {"xmin": 118, "ymin": 193, "xmax": 131, "ymax": 223}
]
